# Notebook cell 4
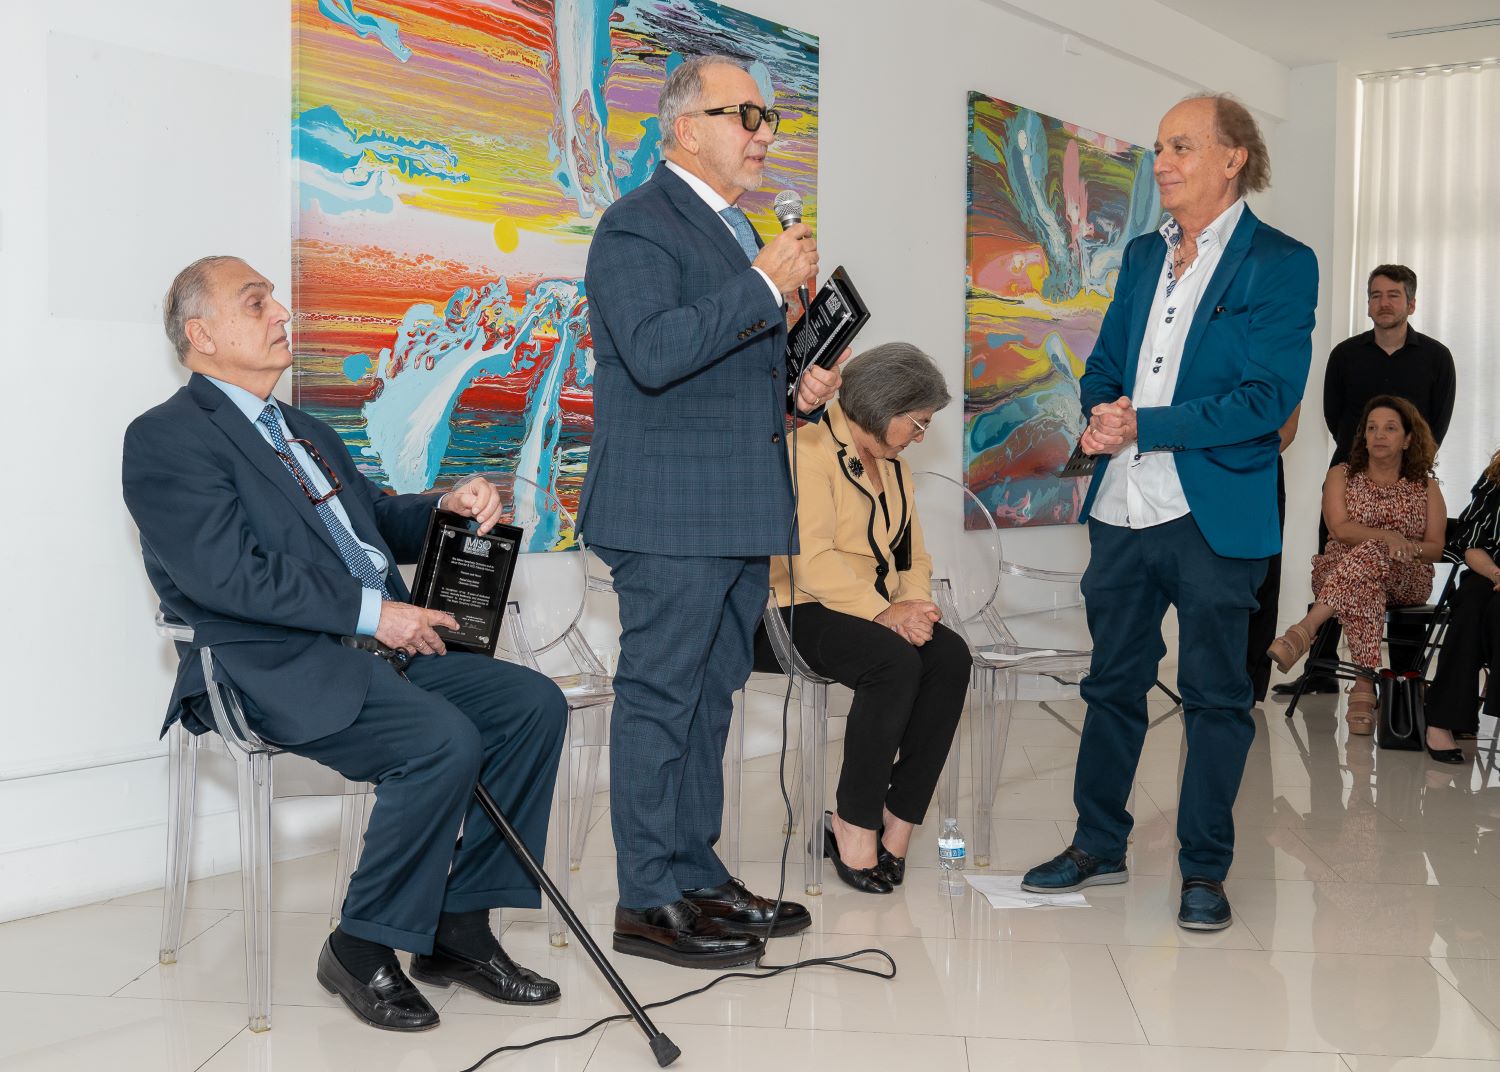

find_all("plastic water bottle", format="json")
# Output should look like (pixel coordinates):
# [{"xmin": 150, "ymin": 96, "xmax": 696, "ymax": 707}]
[{"xmin": 938, "ymin": 818, "xmax": 967, "ymax": 894}]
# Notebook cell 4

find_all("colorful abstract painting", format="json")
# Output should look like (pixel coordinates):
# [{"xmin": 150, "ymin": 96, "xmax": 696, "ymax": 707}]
[
  {"xmin": 292, "ymin": 0, "xmax": 819, "ymax": 549},
  {"xmin": 963, "ymin": 92, "xmax": 1160, "ymax": 528}
]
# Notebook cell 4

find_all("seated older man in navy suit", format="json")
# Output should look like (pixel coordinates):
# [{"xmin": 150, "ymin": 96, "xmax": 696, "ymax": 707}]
[
  {"xmin": 122, "ymin": 256, "xmax": 567, "ymax": 1031},
  {"xmin": 1021, "ymin": 95, "xmax": 1318, "ymax": 932},
  {"xmin": 580, "ymin": 55, "xmax": 841, "ymax": 968}
]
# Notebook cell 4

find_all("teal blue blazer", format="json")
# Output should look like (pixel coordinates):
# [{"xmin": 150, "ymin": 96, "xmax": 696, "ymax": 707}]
[{"xmin": 1079, "ymin": 206, "xmax": 1318, "ymax": 559}]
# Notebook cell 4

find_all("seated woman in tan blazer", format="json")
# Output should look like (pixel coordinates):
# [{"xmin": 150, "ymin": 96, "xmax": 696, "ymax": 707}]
[{"xmin": 753, "ymin": 342, "xmax": 970, "ymax": 894}]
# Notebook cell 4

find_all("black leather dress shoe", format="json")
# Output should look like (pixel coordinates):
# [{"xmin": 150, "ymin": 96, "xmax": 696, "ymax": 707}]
[
  {"xmin": 613, "ymin": 900, "xmax": 764, "ymax": 969},
  {"xmin": 681, "ymin": 877, "xmax": 811, "ymax": 937},
  {"xmin": 316, "ymin": 937, "xmax": 439, "ymax": 1032},
  {"xmin": 876, "ymin": 839, "xmax": 906, "ymax": 886},
  {"xmin": 818, "ymin": 812, "xmax": 892, "ymax": 895},
  {"xmin": 1425, "ymin": 744, "xmax": 1466, "ymax": 764},
  {"xmin": 409, "ymin": 943, "xmax": 560, "ymax": 1005}
]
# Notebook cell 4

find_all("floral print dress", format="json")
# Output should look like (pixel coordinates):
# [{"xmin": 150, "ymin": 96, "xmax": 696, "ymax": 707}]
[{"xmin": 1311, "ymin": 465, "xmax": 1434, "ymax": 669}]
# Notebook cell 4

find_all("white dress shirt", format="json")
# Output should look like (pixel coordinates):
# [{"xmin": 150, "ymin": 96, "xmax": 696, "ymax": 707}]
[
  {"xmin": 1089, "ymin": 198, "xmax": 1246, "ymax": 529},
  {"xmin": 663, "ymin": 160, "xmax": 783, "ymax": 306}
]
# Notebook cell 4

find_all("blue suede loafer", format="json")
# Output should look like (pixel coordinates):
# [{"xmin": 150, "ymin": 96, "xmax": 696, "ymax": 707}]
[
  {"xmin": 1021, "ymin": 845, "xmax": 1128, "ymax": 893},
  {"xmin": 1178, "ymin": 877, "xmax": 1232, "ymax": 931}
]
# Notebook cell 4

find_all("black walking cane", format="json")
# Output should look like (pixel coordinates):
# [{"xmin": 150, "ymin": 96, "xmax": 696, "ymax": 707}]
[
  {"xmin": 342, "ymin": 636, "xmax": 680, "ymax": 1067},
  {"xmin": 469, "ymin": 783, "xmax": 681, "ymax": 1067}
]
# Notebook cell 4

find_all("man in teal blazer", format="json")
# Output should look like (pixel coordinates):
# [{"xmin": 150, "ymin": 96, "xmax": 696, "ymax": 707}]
[{"xmin": 1022, "ymin": 95, "xmax": 1318, "ymax": 932}]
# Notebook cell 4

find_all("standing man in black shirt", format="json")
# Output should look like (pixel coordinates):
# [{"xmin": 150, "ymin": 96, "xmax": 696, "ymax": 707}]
[{"xmin": 1275, "ymin": 263, "xmax": 1456, "ymax": 694}]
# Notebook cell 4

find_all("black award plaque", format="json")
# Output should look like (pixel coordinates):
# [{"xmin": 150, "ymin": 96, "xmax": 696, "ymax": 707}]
[
  {"xmin": 784, "ymin": 265, "xmax": 870, "ymax": 414},
  {"xmin": 1058, "ymin": 441, "xmax": 1102, "ymax": 479},
  {"xmin": 410, "ymin": 510, "xmax": 522, "ymax": 657}
]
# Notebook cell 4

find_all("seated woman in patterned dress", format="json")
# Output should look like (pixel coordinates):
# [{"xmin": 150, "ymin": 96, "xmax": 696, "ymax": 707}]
[{"xmin": 1268, "ymin": 395, "xmax": 1446, "ymax": 738}]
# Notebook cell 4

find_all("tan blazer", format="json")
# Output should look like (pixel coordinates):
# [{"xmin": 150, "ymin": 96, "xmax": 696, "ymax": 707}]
[{"xmin": 770, "ymin": 402, "xmax": 932, "ymax": 620}]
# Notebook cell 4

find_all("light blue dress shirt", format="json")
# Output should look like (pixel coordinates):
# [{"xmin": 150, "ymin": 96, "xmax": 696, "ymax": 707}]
[{"xmin": 205, "ymin": 376, "xmax": 385, "ymax": 636}]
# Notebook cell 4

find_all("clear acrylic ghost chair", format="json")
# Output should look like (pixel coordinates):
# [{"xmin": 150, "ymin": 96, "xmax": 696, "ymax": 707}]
[
  {"xmin": 758, "ymin": 594, "xmax": 964, "ymax": 896},
  {"xmin": 153, "ymin": 614, "xmax": 372, "ymax": 1033},
  {"xmin": 484, "ymin": 473, "xmax": 607, "ymax": 948},
  {"xmin": 912, "ymin": 471, "xmax": 1093, "ymax": 867}
]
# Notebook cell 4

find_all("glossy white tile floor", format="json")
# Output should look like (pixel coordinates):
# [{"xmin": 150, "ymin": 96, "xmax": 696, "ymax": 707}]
[{"xmin": 8, "ymin": 677, "xmax": 1500, "ymax": 1071}]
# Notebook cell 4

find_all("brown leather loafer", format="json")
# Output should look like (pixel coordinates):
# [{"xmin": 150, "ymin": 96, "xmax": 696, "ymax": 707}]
[
  {"xmin": 681, "ymin": 877, "xmax": 811, "ymax": 937},
  {"xmin": 409, "ymin": 943, "xmax": 560, "ymax": 1006},
  {"xmin": 613, "ymin": 899, "xmax": 763, "ymax": 969},
  {"xmin": 316, "ymin": 937, "xmax": 438, "ymax": 1032}
]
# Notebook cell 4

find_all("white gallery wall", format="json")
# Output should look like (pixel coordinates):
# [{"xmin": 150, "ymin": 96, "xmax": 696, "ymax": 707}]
[{"xmin": 0, "ymin": 0, "xmax": 1334, "ymax": 920}]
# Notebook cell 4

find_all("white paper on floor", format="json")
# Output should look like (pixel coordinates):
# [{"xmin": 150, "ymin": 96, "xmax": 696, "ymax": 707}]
[{"xmin": 963, "ymin": 874, "xmax": 1090, "ymax": 909}]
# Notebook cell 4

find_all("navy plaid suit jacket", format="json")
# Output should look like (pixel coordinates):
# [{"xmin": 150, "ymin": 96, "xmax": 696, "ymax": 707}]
[{"xmin": 579, "ymin": 164, "xmax": 797, "ymax": 557}]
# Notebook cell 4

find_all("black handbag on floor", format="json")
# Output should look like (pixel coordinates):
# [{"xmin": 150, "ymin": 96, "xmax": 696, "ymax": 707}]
[{"xmin": 1376, "ymin": 669, "xmax": 1426, "ymax": 751}]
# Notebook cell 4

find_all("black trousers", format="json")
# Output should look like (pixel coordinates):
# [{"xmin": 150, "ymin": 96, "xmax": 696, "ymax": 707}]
[
  {"xmin": 1426, "ymin": 570, "xmax": 1500, "ymax": 732},
  {"xmin": 752, "ymin": 602, "xmax": 970, "ymax": 830},
  {"xmin": 1246, "ymin": 459, "xmax": 1286, "ymax": 701}
]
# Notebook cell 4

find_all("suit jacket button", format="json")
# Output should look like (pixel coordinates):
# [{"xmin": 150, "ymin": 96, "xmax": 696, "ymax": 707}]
[
  {"xmin": 771, "ymin": 367, "xmax": 780, "ymax": 378},
  {"xmin": 771, "ymin": 432, "xmax": 782, "ymax": 444},
  {"xmin": 757, "ymin": 320, "xmax": 767, "ymax": 329}
]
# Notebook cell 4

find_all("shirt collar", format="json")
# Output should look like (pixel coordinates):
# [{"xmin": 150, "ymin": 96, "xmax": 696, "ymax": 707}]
[
  {"xmin": 204, "ymin": 375, "xmax": 283, "ymax": 426},
  {"xmin": 1160, "ymin": 197, "xmax": 1246, "ymax": 251},
  {"xmin": 665, "ymin": 159, "xmax": 734, "ymax": 215}
]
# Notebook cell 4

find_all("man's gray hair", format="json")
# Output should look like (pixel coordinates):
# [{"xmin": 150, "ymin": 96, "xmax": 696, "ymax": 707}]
[
  {"xmin": 1181, "ymin": 92, "xmax": 1271, "ymax": 196},
  {"xmin": 164, "ymin": 255, "xmax": 237, "ymax": 362},
  {"xmin": 839, "ymin": 342, "xmax": 952, "ymax": 436},
  {"xmin": 659, "ymin": 54, "xmax": 748, "ymax": 150}
]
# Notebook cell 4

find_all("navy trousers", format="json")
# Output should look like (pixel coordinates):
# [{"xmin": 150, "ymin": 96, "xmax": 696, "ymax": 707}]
[
  {"xmin": 1072, "ymin": 516, "xmax": 1267, "ymax": 882},
  {"xmin": 285, "ymin": 651, "xmax": 567, "ymax": 953},
  {"xmin": 594, "ymin": 545, "xmax": 769, "ymax": 908}
]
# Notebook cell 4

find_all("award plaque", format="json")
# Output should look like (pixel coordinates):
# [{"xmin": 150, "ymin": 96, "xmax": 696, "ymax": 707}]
[
  {"xmin": 410, "ymin": 510, "xmax": 522, "ymax": 657},
  {"xmin": 784, "ymin": 265, "xmax": 870, "ymax": 415},
  {"xmin": 1058, "ymin": 441, "xmax": 1102, "ymax": 479}
]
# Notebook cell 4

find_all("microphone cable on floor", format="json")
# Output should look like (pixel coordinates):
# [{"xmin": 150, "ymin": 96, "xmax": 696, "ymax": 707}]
[{"xmin": 458, "ymin": 329, "xmax": 897, "ymax": 1072}]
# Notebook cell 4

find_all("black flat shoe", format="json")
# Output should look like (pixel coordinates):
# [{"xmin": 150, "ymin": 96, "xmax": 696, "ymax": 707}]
[
  {"xmin": 1426, "ymin": 744, "xmax": 1465, "ymax": 764},
  {"xmin": 817, "ymin": 812, "xmax": 892, "ymax": 895},
  {"xmin": 316, "ymin": 937, "xmax": 438, "ymax": 1032},
  {"xmin": 408, "ymin": 943, "xmax": 560, "ymax": 1005},
  {"xmin": 876, "ymin": 840, "xmax": 906, "ymax": 886}
]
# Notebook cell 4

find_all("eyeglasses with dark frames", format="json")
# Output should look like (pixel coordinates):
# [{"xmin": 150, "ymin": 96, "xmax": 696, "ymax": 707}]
[
  {"xmin": 273, "ymin": 438, "xmax": 343, "ymax": 506},
  {"xmin": 686, "ymin": 101, "xmax": 781, "ymax": 135}
]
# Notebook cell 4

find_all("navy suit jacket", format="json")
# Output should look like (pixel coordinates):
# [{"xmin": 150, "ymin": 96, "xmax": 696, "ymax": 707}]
[
  {"xmin": 579, "ymin": 163, "xmax": 795, "ymax": 557},
  {"xmin": 122, "ymin": 373, "xmax": 437, "ymax": 745},
  {"xmin": 1080, "ymin": 205, "xmax": 1318, "ymax": 559}
]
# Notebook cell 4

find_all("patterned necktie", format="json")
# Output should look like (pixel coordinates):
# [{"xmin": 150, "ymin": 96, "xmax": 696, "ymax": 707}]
[
  {"xmin": 718, "ymin": 206, "xmax": 760, "ymax": 261},
  {"xmin": 256, "ymin": 405, "xmax": 390, "ymax": 598}
]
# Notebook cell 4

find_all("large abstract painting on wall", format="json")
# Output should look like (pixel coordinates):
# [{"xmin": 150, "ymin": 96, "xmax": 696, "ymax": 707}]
[
  {"xmin": 292, "ymin": 0, "xmax": 819, "ymax": 548},
  {"xmin": 963, "ymin": 91, "xmax": 1160, "ymax": 528}
]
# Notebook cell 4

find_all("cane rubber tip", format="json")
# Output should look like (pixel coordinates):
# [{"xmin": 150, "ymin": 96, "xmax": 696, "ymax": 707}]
[{"xmin": 650, "ymin": 1033, "xmax": 681, "ymax": 1067}]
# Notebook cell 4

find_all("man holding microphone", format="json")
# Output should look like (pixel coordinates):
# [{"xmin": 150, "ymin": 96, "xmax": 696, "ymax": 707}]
[{"xmin": 580, "ymin": 54, "xmax": 839, "ymax": 968}]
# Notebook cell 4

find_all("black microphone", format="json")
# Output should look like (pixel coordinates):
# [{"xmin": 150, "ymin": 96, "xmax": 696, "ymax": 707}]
[{"xmin": 772, "ymin": 189, "xmax": 811, "ymax": 313}]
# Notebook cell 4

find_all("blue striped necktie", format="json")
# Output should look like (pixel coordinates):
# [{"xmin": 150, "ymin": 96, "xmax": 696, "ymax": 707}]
[
  {"xmin": 718, "ymin": 206, "xmax": 760, "ymax": 261},
  {"xmin": 256, "ymin": 405, "xmax": 391, "ymax": 598}
]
